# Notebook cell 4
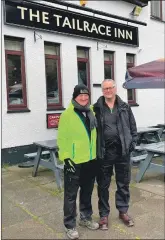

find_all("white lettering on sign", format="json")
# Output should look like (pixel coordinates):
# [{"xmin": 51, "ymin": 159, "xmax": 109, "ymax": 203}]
[
  {"xmin": 98, "ymin": 25, "xmax": 105, "ymax": 35},
  {"xmin": 53, "ymin": 14, "xmax": 62, "ymax": 26},
  {"xmin": 91, "ymin": 23, "xmax": 98, "ymax": 34},
  {"xmin": 17, "ymin": 6, "xmax": 49, "ymax": 24},
  {"xmin": 114, "ymin": 28, "xmax": 133, "ymax": 40},
  {"xmin": 15, "ymin": 4, "xmax": 135, "ymax": 44},
  {"xmin": 42, "ymin": 12, "xmax": 49, "ymax": 24},
  {"xmin": 77, "ymin": 19, "xmax": 83, "ymax": 31},
  {"xmin": 62, "ymin": 16, "xmax": 72, "ymax": 28},
  {"xmin": 126, "ymin": 30, "xmax": 132, "ymax": 40},
  {"xmin": 118, "ymin": 29, "xmax": 125, "ymax": 38},
  {"xmin": 72, "ymin": 18, "xmax": 76, "ymax": 29},
  {"xmin": 83, "ymin": 21, "xmax": 90, "ymax": 32},
  {"xmin": 29, "ymin": 9, "xmax": 40, "ymax": 22},
  {"xmin": 114, "ymin": 28, "xmax": 117, "ymax": 37},
  {"xmin": 17, "ymin": 6, "xmax": 28, "ymax": 20},
  {"xmin": 106, "ymin": 26, "xmax": 111, "ymax": 36}
]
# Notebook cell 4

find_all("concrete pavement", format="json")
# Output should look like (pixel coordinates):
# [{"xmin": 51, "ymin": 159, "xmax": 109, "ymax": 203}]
[{"xmin": 2, "ymin": 164, "xmax": 165, "ymax": 239}]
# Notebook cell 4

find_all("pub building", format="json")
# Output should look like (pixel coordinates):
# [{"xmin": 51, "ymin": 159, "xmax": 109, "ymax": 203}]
[{"xmin": 2, "ymin": 0, "xmax": 164, "ymax": 164}]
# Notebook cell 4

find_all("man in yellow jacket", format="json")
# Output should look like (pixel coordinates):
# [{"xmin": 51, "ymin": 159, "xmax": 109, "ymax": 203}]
[{"xmin": 57, "ymin": 84, "xmax": 99, "ymax": 239}]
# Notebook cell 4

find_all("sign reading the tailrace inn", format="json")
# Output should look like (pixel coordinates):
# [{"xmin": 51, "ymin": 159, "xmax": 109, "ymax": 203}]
[{"xmin": 4, "ymin": 0, "xmax": 139, "ymax": 46}]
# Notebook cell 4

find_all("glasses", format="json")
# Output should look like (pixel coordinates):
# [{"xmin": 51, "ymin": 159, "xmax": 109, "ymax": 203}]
[{"xmin": 102, "ymin": 86, "xmax": 115, "ymax": 91}]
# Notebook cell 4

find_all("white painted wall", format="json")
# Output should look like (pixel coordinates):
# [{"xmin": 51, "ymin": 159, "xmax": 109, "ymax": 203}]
[
  {"xmin": 2, "ymin": 1, "xmax": 165, "ymax": 148},
  {"xmin": 0, "ymin": 1, "xmax": 2, "ymax": 154}
]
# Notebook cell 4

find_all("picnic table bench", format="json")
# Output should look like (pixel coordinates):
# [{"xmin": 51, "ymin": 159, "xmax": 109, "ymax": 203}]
[
  {"xmin": 157, "ymin": 124, "xmax": 165, "ymax": 140},
  {"xmin": 157, "ymin": 123, "xmax": 165, "ymax": 129},
  {"xmin": 131, "ymin": 127, "xmax": 162, "ymax": 163},
  {"xmin": 24, "ymin": 151, "xmax": 50, "ymax": 159},
  {"xmin": 135, "ymin": 141, "xmax": 165, "ymax": 182},
  {"xmin": 137, "ymin": 127, "xmax": 162, "ymax": 144},
  {"xmin": 31, "ymin": 140, "xmax": 64, "ymax": 190},
  {"xmin": 21, "ymin": 127, "xmax": 163, "ymax": 187}
]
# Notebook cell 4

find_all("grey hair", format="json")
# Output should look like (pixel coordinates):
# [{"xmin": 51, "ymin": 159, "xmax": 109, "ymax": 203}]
[{"xmin": 101, "ymin": 79, "xmax": 116, "ymax": 88}]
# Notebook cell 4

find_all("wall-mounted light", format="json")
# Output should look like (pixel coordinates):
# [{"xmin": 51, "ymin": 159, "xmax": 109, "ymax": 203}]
[
  {"xmin": 80, "ymin": 0, "xmax": 87, "ymax": 7},
  {"xmin": 97, "ymin": 42, "xmax": 107, "ymax": 51},
  {"xmin": 34, "ymin": 31, "xmax": 42, "ymax": 42},
  {"xmin": 131, "ymin": 5, "xmax": 142, "ymax": 16}
]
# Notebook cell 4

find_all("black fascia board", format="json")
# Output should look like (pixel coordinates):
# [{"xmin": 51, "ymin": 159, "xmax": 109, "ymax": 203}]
[{"xmin": 24, "ymin": 0, "xmax": 147, "ymax": 26}]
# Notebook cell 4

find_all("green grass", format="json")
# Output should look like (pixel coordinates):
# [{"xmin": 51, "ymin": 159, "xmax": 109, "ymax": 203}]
[{"xmin": 2, "ymin": 163, "xmax": 10, "ymax": 169}]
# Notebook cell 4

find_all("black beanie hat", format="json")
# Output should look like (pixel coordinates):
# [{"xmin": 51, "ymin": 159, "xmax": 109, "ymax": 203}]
[{"xmin": 72, "ymin": 84, "xmax": 90, "ymax": 99}]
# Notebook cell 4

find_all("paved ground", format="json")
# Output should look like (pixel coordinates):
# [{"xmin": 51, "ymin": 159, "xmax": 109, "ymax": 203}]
[{"xmin": 2, "ymin": 163, "xmax": 165, "ymax": 239}]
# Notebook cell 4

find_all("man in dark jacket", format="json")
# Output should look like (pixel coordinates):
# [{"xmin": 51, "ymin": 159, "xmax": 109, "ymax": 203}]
[{"xmin": 93, "ymin": 79, "xmax": 137, "ymax": 230}]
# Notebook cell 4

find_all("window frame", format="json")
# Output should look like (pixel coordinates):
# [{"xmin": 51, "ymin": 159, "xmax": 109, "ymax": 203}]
[
  {"xmin": 126, "ymin": 54, "xmax": 137, "ymax": 105},
  {"xmin": 44, "ymin": 43, "xmax": 63, "ymax": 110},
  {"xmin": 151, "ymin": 0, "xmax": 164, "ymax": 21},
  {"xmin": 5, "ymin": 42, "xmax": 28, "ymax": 110},
  {"xmin": 77, "ymin": 47, "xmax": 91, "ymax": 90},
  {"xmin": 104, "ymin": 51, "xmax": 114, "ymax": 80}
]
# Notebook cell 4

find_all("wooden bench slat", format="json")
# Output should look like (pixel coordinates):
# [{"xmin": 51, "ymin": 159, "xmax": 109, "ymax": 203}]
[
  {"xmin": 24, "ymin": 151, "xmax": 50, "ymax": 158},
  {"xmin": 131, "ymin": 153, "xmax": 159, "ymax": 162},
  {"xmin": 131, "ymin": 154, "xmax": 147, "ymax": 162}
]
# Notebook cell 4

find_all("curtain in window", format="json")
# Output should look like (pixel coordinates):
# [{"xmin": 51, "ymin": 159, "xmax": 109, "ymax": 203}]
[{"xmin": 151, "ymin": 1, "xmax": 161, "ymax": 18}]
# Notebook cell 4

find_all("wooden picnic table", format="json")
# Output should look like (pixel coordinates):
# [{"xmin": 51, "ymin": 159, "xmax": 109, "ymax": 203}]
[
  {"xmin": 137, "ymin": 127, "xmax": 161, "ymax": 133},
  {"xmin": 135, "ymin": 141, "xmax": 165, "ymax": 183},
  {"xmin": 30, "ymin": 128, "xmax": 163, "ymax": 187},
  {"xmin": 157, "ymin": 123, "xmax": 165, "ymax": 128},
  {"xmin": 137, "ymin": 127, "xmax": 162, "ymax": 144},
  {"xmin": 32, "ymin": 139, "xmax": 63, "ymax": 189}
]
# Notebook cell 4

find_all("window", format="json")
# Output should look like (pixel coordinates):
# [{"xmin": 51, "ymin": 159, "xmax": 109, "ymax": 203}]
[
  {"xmin": 44, "ymin": 42, "xmax": 62, "ymax": 109},
  {"xmin": 126, "ymin": 54, "xmax": 137, "ymax": 105},
  {"xmin": 77, "ymin": 47, "xmax": 90, "ymax": 89},
  {"xmin": 5, "ymin": 37, "xmax": 27, "ymax": 110},
  {"xmin": 151, "ymin": 0, "xmax": 165, "ymax": 21},
  {"xmin": 104, "ymin": 51, "xmax": 114, "ymax": 80}
]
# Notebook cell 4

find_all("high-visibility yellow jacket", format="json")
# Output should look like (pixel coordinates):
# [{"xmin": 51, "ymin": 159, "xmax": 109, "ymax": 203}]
[{"xmin": 57, "ymin": 102, "xmax": 96, "ymax": 164}]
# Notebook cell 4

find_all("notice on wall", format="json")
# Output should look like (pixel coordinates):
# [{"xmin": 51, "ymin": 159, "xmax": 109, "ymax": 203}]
[
  {"xmin": 4, "ymin": 0, "xmax": 139, "ymax": 47},
  {"xmin": 47, "ymin": 113, "xmax": 61, "ymax": 129}
]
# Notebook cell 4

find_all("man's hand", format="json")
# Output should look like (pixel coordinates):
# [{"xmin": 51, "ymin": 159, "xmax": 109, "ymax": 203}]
[
  {"xmin": 129, "ymin": 142, "xmax": 136, "ymax": 153},
  {"xmin": 64, "ymin": 159, "xmax": 76, "ymax": 173},
  {"xmin": 55, "ymin": 151, "xmax": 59, "ymax": 158}
]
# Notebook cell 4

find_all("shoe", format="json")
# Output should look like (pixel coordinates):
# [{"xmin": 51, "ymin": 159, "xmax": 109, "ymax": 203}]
[
  {"xmin": 99, "ymin": 216, "xmax": 108, "ymax": 230},
  {"xmin": 119, "ymin": 213, "xmax": 134, "ymax": 227},
  {"xmin": 65, "ymin": 228, "xmax": 79, "ymax": 239},
  {"xmin": 79, "ymin": 219, "xmax": 99, "ymax": 230}
]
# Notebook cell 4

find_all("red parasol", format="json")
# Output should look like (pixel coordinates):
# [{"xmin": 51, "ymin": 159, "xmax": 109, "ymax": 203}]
[{"xmin": 123, "ymin": 58, "xmax": 165, "ymax": 89}]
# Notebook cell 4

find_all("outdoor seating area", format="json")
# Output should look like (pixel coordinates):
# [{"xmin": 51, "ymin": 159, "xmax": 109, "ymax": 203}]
[
  {"xmin": 2, "ymin": 0, "xmax": 165, "ymax": 239},
  {"xmin": 3, "ymin": 124, "xmax": 163, "ymax": 239},
  {"xmin": 2, "ymin": 151, "xmax": 164, "ymax": 239},
  {"xmin": 17, "ymin": 125, "xmax": 165, "ymax": 190}
]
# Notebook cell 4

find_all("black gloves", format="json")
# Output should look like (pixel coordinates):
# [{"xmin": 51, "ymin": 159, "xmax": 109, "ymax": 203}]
[
  {"xmin": 55, "ymin": 151, "xmax": 59, "ymax": 158},
  {"xmin": 64, "ymin": 158, "xmax": 76, "ymax": 173},
  {"xmin": 129, "ymin": 142, "xmax": 136, "ymax": 153}
]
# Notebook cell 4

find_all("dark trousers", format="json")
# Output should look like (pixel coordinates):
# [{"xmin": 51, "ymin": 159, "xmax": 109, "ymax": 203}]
[
  {"xmin": 96, "ymin": 144, "xmax": 131, "ymax": 218},
  {"xmin": 64, "ymin": 160, "xmax": 97, "ymax": 229}
]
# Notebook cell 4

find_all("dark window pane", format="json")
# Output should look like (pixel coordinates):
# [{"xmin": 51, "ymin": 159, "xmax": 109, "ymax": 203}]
[
  {"xmin": 163, "ymin": 2, "xmax": 165, "ymax": 21},
  {"xmin": 7, "ymin": 55, "xmax": 23, "ymax": 105},
  {"xmin": 126, "ymin": 55, "xmax": 134, "ymax": 64},
  {"xmin": 78, "ymin": 61, "xmax": 88, "ymax": 85},
  {"xmin": 5, "ymin": 39, "xmax": 23, "ymax": 51},
  {"xmin": 45, "ymin": 58, "xmax": 59, "ymax": 104},
  {"xmin": 104, "ymin": 52, "xmax": 113, "ymax": 61},
  {"xmin": 77, "ymin": 49, "xmax": 88, "ymax": 58},
  {"xmin": 128, "ymin": 89, "xmax": 135, "ymax": 101},
  {"xmin": 104, "ymin": 64, "xmax": 112, "ymax": 79},
  {"xmin": 151, "ymin": 1, "xmax": 161, "ymax": 18},
  {"xmin": 44, "ymin": 44, "xmax": 59, "ymax": 55}
]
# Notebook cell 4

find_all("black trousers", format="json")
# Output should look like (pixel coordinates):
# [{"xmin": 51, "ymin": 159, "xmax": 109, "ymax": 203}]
[
  {"xmin": 96, "ymin": 143, "xmax": 131, "ymax": 218},
  {"xmin": 64, "ymin": 160, "xmax": 97, "ymax": 229}
]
